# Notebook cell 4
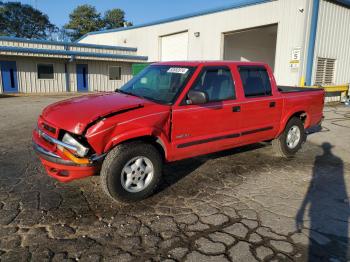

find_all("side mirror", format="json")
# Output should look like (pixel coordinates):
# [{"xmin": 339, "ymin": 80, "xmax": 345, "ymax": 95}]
[{"xmin": 186, "ymin": 90, "xmax": 208, "ymax": 105}]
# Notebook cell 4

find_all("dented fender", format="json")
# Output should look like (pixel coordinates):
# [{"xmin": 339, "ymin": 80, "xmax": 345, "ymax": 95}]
[
  {"xmin": 104, "ymin": 127, "xmax": 171, "ymax": 158},
  {"xmin": 85, "ymin": 109, "xmax": 172, "ymax": 159}
]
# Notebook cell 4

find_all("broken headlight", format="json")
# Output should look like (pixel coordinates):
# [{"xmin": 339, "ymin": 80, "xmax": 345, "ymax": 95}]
[{"xmin": 62, "ymin": 133, "xmax": 89, "ymax": 157}]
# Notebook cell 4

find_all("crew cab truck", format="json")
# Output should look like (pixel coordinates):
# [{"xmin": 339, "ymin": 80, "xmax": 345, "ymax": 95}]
[{"xmin": 33, "ymin": 61, "xmax": 324, "ymax": 201}]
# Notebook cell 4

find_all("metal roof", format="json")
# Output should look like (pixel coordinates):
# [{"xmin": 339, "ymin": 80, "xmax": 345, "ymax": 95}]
[
  {"xmin": 76, "ymin": 0, "xmax": 272, "ymax": 42},
  {"xmin": 0, "ymin": 46, "xmax": 148, "ymax": 61},
  {"xmin": 0, "ymin": 36, "xmax": 137, "ymax": 51}
]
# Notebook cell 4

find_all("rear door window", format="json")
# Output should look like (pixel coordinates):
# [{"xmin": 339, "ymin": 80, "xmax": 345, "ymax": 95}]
[{"xmin": 239, "ymin": 66, "xmax": 272, "ymax": 97}]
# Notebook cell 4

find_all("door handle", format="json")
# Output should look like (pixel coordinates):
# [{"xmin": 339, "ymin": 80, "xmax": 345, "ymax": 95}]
[
  {"xmin": 269, "ymin": 102, "xmax": 276, "ymax": 108},
  {"xmin": 232, "ymin": 106, "xmax": 241, "ymax": 112}
]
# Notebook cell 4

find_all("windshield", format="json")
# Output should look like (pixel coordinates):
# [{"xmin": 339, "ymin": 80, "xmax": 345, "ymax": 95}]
[{"xmin": 118, "ymin": 65, "xmax": 195, "ymax": 104}]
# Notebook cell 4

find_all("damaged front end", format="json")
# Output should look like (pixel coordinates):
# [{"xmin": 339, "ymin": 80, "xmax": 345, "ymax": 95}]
[
  {"xmin": 32, "ymin": 91, "xmax": 166, "ymax": 182},
  {"xmin": 32, "ymin": 118, "xmax": 105, "ymax": 182}
]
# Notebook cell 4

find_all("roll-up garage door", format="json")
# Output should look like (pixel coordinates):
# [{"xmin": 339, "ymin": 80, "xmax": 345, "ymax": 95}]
[{"xmin": 160, "ymin": 31, "xmax": 188, "ymax": 61}]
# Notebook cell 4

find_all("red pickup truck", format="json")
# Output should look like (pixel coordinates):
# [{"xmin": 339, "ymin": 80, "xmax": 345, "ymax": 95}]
[{"xmin": 33, "ymin": 61, "xmax": 324, "ymax": 201}]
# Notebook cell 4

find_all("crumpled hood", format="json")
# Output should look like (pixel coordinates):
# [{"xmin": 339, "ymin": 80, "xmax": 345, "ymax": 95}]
[{"xmin": 41, "ymin": 92, "xmax": 148, "ymax": 135}]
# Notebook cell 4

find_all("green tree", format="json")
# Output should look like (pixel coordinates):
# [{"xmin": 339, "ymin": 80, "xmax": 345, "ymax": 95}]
[
  {"xmin": 104, "ymin": 8, "xmax": 132, "ymax": 29},
  {"xmin": 64, "ymin": 5, "xmax": 104, "ymax": 41},
  {"xmin": 0, "ymin": 1, "xmax": 56, "ymax": 39}
]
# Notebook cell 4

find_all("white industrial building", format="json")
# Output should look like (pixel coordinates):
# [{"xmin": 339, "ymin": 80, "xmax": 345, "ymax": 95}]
[
  {"xmin": 78, "ymin": 0, "xmax": 350, "ymax": 87},
  {"xmin": 0, "ymin": 37, "xmax": 147, "ymax": 93}
]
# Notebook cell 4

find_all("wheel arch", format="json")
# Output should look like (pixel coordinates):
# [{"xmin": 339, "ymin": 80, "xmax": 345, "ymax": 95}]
[
  {"xmin": 278, "ymin": 110, "xmax": 309, "ymax": 136},
  {"xmin": 105, "ymin": 133, "xmax": 168, "ymax": 161}
]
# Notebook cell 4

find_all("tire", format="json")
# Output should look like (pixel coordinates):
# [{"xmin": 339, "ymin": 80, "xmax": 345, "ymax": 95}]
[
  {"xmin": 272, "ymin": 117, "xmax": 306, "ymax": 158},
  {"xmin": 100, "ymin": 141, "xmax": 162, "ymax": 202}
]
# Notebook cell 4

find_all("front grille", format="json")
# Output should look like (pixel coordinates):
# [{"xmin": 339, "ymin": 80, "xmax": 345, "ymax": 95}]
[{"xmin": 42, "ymin": 123, "xmax": 56, "ymax": 134}]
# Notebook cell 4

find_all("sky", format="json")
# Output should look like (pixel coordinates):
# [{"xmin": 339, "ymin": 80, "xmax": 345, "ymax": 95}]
[{"xmin": 17, "ymin": 0, "xmax": 247, "ymax": 28}]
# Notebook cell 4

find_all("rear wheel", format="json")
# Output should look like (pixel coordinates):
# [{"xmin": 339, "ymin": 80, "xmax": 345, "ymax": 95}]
[
  {"xmin": 272, "ymin": 117, "xmax": 306, "ymax": 158},
  {"xmin": 100, "ymin": 142, "xmax": 162, "ymax": 202}
]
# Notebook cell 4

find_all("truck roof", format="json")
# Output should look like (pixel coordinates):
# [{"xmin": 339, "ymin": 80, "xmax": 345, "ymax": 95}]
[{"xmin": 153, "ymin": 61, "xmax": 268, "ymax": 67}]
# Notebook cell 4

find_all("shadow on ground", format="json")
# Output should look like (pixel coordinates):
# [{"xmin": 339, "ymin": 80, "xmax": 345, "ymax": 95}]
[
  {"xmin": 158, "ymin": 143, "xmax": 267, "ymax": 194},
  {"xmin": 297, "ymin": 142, "xmax": 349, "ymax": 261}
]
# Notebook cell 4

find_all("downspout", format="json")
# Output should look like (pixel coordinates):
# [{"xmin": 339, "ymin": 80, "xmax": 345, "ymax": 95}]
[
  {"xmin": 299, "ymin": 0, "xmax": 312, "ymax": 86},
  {"xmin": 305, "ymin": 0, "xmax": 320, "ymax": 86},
  {"xmin": 64, "ymin": 44, "xmax": 70, "ymax": 92}
]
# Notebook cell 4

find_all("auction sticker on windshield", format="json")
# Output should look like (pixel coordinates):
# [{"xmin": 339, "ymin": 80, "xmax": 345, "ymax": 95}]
[{"xmin": 167, "ymin": 67, "xmax": 189, "ymax": 74}]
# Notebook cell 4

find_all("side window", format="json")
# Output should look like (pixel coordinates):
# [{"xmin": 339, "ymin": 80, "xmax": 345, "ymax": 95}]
[
  {"xmin": 38, "ymin": 64, "xmax": 54, "ymax": 79},
  {"xmin": 239, "ymin": 67, "xmax": 272, "ymax": 97},
  {"xmin": 109, "ymin": 66, "xmax": 121, "ymax": 80},
  {"xmin": 191, "ymin": 67, "xmax": 235, "ymax": 102}
]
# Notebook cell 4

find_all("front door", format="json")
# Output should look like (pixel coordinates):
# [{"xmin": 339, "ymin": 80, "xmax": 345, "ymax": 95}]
[
  {"xmin": 1, "ymin": 61, "xmax": 18, "ymax": 93},
  {"xmin": 76, "ymin": 64, "xmax": 88, "ymax": 92},
  {"xmin": 171, "ymin": 66, "xmax": 242, "ymax": 160}
]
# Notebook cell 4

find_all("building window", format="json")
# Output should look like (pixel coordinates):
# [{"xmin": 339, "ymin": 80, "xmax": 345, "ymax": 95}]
[
  {"xmin": 37, "ymin": 64, "xmax": 54, "ymax": 79},
  {"xmin": 315, "ymin": 57, "xmax": 335, "ymax": 85},
  {"xmin": 109, "ymin": 66, "xmax": 121, "ymax": 80},
  {"xmin": 239, "ymin": 66, "xmax": 272, "ymax": 97}
]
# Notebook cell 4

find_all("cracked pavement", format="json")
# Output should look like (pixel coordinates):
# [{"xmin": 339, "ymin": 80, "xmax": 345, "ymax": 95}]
[{"xmin": 0, "ymin": 95, "xmax": 349, "ymax": 261}]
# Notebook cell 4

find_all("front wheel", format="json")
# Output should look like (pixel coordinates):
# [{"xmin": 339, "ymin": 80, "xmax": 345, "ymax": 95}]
[
  {"xmin": 100, "ymin": 142, "xmax": 162, "ymax": 202},
  {"xmin": 272, "ymin": 117, "xmax": 306, "ymax": 158}
]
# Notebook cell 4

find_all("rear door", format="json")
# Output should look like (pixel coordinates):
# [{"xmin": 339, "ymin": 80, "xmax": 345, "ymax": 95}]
[
  {"xmin": 76, "ymin": 64, "xmax": 88, "ymax": 92},
  {"xmin": 0, "ymin": 61, "xmax": 18, "ymax": 93},
  {"xmin": 236, "ymin": 65, "xmax": 282, "ymax": 142},
  {"xmin": 171, "ymin": 66, "xmax": 242, "ymax": 160}
]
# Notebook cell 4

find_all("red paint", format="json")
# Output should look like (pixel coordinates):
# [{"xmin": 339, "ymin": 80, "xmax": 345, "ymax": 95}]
[
  {"xmin": 33, "ymin": 62, "xmax": 325, "ymax": 182},
  {"xmin": 41, "ymin": 158, "xmax": 97, "ymax": 182}
]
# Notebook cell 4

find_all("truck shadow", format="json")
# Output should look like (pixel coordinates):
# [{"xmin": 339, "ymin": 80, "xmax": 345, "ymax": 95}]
[
  {"xmin": 155, "ymin": 142, "xmax": 267, "ymax": 194},
  {"xmin": 296, "ymin": 142, "xmax": 349, "ymax": 261}
]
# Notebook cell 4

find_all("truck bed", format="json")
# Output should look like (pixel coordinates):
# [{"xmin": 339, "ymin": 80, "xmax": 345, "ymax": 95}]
[{"xmin": 278, "ymin": 86, "xmax": 323, "ymax": 93}]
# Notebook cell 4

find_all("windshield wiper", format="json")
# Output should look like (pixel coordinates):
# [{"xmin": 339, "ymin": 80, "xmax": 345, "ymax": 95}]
[
  {"xmin": 115, "ymin": 89, "xmax": 168, "ymax": 105},
  {"xmin": 115, "ymin": 89, "xmax": 142, "ymax": 99},
  {"xmin": 139, "ymin": 96, "xmax": 168, "ymax": 105},
  {"xmin": 115, "ymin": 89, "xmax": 131, "ymax": 95}
]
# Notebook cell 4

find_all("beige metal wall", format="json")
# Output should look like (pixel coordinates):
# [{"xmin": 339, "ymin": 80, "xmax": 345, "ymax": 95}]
[
  {"xmin": 0, "ymin": 56, "xmax": 133, "ymax": 93},
  {"xmin": 68, "ymin": 61, "xmax": 133, "ymax": 92},
  {"xmin": 0, "ymin": 56, "xmax": 67, "ymax": 93},
  {"xmin": 79, "ymin": 0, "xmax": 310, "ymax": 86},
  {"xmin": 313, "ymin": 0, "xmax": 350, "ymax": 85}
]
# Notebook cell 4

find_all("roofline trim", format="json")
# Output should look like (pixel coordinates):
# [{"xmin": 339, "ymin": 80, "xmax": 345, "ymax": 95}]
[
  {"xmin": 76, "ymin": 0, "xmax": 272, "ymax": 42},
  {"xmin": 0, "ymin": 36, "xmax": 137, "ymax": 52},
  {"xmin": 331, "ymin": 0, "xmax": 350, "ymax": 8},
  {"xmin": 0, "ymin": 46, "xmax": 148, "ymax": 61}
]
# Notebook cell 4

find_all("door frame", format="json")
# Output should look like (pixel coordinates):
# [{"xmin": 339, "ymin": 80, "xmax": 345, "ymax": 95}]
[
  {"xmin": 76, "ymin": 64, "xmax": 88, "ymax": 92},
  {"xmin": 0, "ymin": 61, "xmax": 19, "ymax": 93},
  {"xmin": 221, "ymin": 23, "xmax": 279, "ymax": 71}
]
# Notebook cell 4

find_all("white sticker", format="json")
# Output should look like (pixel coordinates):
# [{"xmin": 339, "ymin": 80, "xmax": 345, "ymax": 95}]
[
  {"xmin": 167, "ymin": 67, "xmax": 189, "ymax": 74},
  {"xmin": 140, "ymin": 77, "xmax": 148, "ymax": 84}
]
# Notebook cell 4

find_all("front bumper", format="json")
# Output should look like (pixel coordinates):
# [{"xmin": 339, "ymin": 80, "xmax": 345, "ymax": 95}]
[{"xmin": 33, "ymin": 128, "xmax": 104, "ymax": 182}]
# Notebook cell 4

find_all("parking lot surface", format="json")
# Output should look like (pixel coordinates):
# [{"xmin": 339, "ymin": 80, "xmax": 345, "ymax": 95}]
[{"xmin": 0, "ymin": 95, "xmax": 349, "ymax": 261}]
